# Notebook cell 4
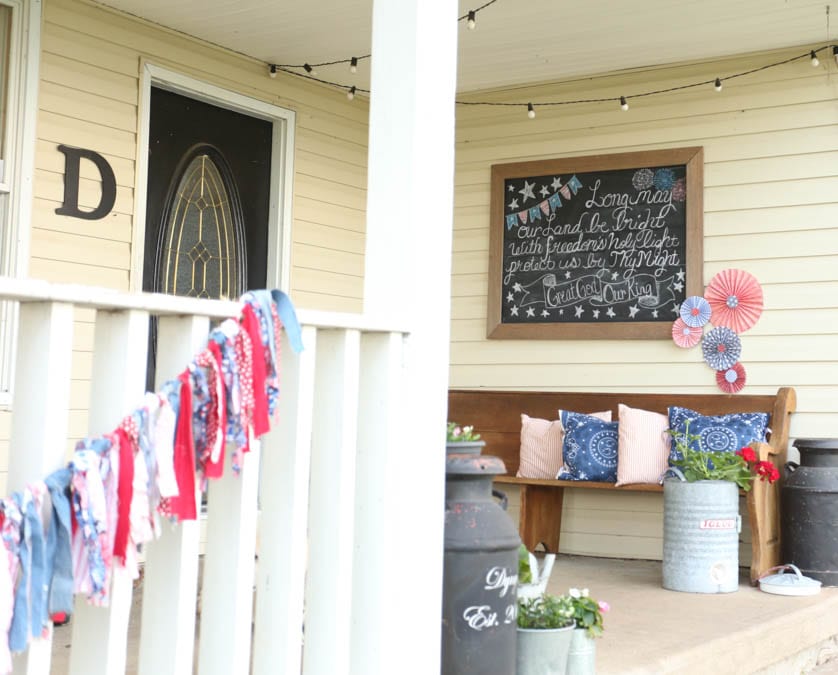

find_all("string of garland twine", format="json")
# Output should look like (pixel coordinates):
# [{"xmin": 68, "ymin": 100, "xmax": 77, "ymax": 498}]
[{"xmin": 271, "ymin": 43, "xmax": 838, "ymax": 111}]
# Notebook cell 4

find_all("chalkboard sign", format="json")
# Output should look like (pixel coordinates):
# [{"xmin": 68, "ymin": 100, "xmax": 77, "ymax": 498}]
[{"xmin": 488, "ymin": 147, "xmax": 704, "ymax": 339}]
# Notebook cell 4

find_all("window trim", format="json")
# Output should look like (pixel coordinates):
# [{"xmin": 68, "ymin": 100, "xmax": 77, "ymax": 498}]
[{"xmin": 0, "ymin": 0, "xmax": 41, "ymax": 405}]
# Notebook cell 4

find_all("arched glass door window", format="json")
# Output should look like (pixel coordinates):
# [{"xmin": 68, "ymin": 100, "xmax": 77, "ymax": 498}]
[{"xmin": 156, "ymin": 146, "xmax": 246, "ymax": 299}]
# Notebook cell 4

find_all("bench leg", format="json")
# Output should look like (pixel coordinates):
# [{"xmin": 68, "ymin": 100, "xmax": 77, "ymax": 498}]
[
  {"xmin": 747, "ymin": 468, "xmax": 782, "ymax": 583},
  {"xmin": 519, "ymin": 485, "xmax": 564, "ymax": 553}
]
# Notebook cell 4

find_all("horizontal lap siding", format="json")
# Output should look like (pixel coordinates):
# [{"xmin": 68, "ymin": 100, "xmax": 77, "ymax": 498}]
[{"xmin": 453, "ymin": 46, "xmax": 838, "ymax": 562}]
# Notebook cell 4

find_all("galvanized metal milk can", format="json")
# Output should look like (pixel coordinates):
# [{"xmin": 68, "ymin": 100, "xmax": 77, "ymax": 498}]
[
  {"xmin": 442, "ymin": 452, "xmax": 520, "ymax": 675},
  {"xmin": 662, "ymin": 469, "xmax": 741, "ymax": 593},
  {"xmin": 782, "ymin": 438, "xmax": 838, "ymax": 586}
]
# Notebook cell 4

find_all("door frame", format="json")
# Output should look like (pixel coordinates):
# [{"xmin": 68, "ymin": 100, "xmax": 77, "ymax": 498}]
[{"xmin": 132, "ymin": 62, "xmax": 295, "ymax": 294}]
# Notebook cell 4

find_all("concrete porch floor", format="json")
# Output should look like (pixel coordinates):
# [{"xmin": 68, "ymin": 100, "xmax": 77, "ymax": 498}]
[
  {"xmin": 46, "ymin": 554, "xmax": 838, "ymax": 674},
  {"xmin": 544, "ymin": 554, "xmax": 838, "ymax": 675}
]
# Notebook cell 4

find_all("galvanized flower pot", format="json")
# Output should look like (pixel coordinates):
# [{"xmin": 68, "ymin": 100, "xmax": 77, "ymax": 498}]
[
  {"xmin": 566, "ymin": 627, "xmax": 596, "ymax": 674},
  {"xmin": 662, "ymin": 471, "xmax": 741, "ymax": 593},
  {"xmin": 516, "ymin": 624, "xmax": 574, "ymax": 675}
]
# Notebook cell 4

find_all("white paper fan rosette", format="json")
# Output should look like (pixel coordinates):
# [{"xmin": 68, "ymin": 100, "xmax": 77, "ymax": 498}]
[
  {"xmin": 705, "ymin": 269, "xmax": 764, "ymax": 333},
  {"xmin": 672, "ymin": 318, "xmax": 702, "ymax": 348},
  {"xmin": 702, "ymin": 326, "xmax": 742, "ymax": 371},
  {"xmin": 679, "ymin": 296, "xmax": 712, "ymax": 328},
  {"xmin": 716, "ymin": 362, "xmax": 747, "ymax": 393}
]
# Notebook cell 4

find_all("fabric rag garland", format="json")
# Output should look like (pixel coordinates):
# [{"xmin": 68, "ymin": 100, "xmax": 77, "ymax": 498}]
[
  {"xmin": 670, "ymin": 269, "xmax": 763, "ymax": 394},
  {"xmin": 0, "ymin": 289, "xmax": 301, "ymax": 668}
]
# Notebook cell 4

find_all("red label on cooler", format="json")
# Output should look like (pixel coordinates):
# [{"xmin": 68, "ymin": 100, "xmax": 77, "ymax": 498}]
[{"xmin": 699, "ymin": 518, "xmax": 736, "ymax": 530}]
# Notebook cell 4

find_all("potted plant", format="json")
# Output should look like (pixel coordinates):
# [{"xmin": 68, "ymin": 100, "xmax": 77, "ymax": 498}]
[
  {"xmin": 663, "ymin": 422, "xmax": 780, "ymax": 593},
  {"xmin": 446, "ymin": 421, "xmax": 485, "ymax": 455},
  {"xmin": 565, "ymin": 587, "xmax": 609, "ymax": 674},
  {"xmin": 516, "ymin": 594, "xmax": 575, "ymax": 675}
]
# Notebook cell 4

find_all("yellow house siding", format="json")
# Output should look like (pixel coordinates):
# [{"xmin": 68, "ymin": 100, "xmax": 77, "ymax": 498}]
[{"xmin": 452, "ymin": 47, "xmax": 838, "ymax": 562}]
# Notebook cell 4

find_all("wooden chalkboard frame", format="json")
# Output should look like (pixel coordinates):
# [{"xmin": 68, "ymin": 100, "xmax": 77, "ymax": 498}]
[{"xmin": 487, "ymin": 146, "xmax": 704, "ymax": 339}]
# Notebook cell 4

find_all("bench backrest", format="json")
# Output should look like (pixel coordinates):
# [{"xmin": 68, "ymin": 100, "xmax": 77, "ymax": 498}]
[{"xmin": 447, "ymin": 388, "xmax": 796, "ymax": 475}]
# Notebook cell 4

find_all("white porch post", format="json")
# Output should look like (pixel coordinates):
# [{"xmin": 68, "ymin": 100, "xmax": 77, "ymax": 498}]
[{"xmin": 354, "ymin": 1, "xmax": 458, "ymax": 673}]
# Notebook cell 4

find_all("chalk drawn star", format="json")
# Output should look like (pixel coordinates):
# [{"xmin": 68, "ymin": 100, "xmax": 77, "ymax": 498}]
[
  {"xmin": 628, "ymin": 305, "xmax": 640, "ymax": 318},
  {"xmin": 506, "ymin": 292, "xmax": 514, "ymax": 302},
  {"xmin": 513, "ymin": 282, "xmax": 523, "ymax": 292},
  {"xmin": 519, "ymin": 180, "xmax": 536, "ymax": 202},
  {"xmin": 673, "ymin": 281, "xmax": 684, "ymax": 292},
  {"xmin": 652, "ymin": 309, "xmax": 659, "ymax": 318},
  {"xmin": 510, "ymin": 305, "xmax": 519, "ymax": 316},
  {"xmin": 565, "ymin": 271, "xmax": 572, "ymax": 279},
  {"xmin": 672, "ymin": 304, "xmax": 681, "ymax": 315},
  {"xmin": 525, "ymin": 307, "xmax": 534, "ymax": 317},
  {"xmin": 676, "ymin": 269, "xmax": 685, "ymax": 281},
  {"xmin": 508, "ymin": 184, "xmax": 515, "ymax": 192},
  {"xmin": 551, "ymin": 176, "xmax": 563, "ymax": 191},
  {"xmin": 508, "ymin": 198, "xmax": 519, "ymax": 210},
  {"xmin": 541, "ymin": 309, "xmax": 550, "ymax": 318},
  {"xmin": 574, "ymin": 305, "xmax": 584, "ymax": 318},
  {"xmin": 539, "ymin": 185, "xmax": 550, "ymax": 198},
  {"xmin": 593, "ymin": 309, "xmax": 600, "ymax": 319},
  {"xmin": 611, "ymin": 272, "xmax": 619, "ymax": 280},
  {"xmin": 606, "ymin": 307, "xmax": 616, "ymax": 318},
  {"xmin": 559, "ymin": 308, "xmax": 564, "ymax": 316}
]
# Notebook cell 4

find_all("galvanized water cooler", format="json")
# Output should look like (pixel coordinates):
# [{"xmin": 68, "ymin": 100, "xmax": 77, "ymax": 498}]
[
  {"xmin": 441, "ymin": 452, "xmax": 520, "ymax": 675},
  {"xmin": 782, "ymin": 438, "xmax": 838, "ymax": 586}
]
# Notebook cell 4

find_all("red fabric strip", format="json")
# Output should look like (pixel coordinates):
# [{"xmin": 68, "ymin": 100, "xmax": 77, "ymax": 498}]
[
  {"xmin": 242, "ymin": 305, "xmax": 270, "ymax": 438},
  {"xmin": 203, "ymin": 341, "xmax": 227, "ymax": 479},
  {"xmin": 112, "ymin": 427, "xmax": 135, "ymax": 563},
  {"xmin": 168, "ymin": 371, "xmax": 198, "ymax": 521}
]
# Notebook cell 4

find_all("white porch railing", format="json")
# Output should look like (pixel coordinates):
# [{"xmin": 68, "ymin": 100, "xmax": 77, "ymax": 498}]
[{"xmin": 0, "ymin": 276, "xmax": 411, "ymax": 675}]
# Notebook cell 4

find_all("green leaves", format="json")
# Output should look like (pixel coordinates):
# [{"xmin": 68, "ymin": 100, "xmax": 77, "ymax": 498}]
[
  {"xmin": 518, "ymin": 544, "xmax": 533, "ymax": 584},
  {"xmin": 669, "ymin": 420, "xmax": 754, "ymax": 491},
  {"xmin": 517, "ymin": 595, "xmax": 575, "ymax": 629}
]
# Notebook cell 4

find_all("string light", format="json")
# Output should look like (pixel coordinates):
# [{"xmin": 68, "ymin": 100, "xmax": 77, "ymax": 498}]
[
  {"xmin": 619, "ymin": 96, "xmax": 629, "ymax": 111},
  {"xmin": 834, "ymin": 45, "xmax": 838, "ymax": 65},
  {"xmin": 304, "ymin": 63, "xmax": 317, "ymax": 75},
  {"xmin": 810, "ymin": 50, "xmax": 820, "ymax": 66},
  {"xmin": 269, "ymin": 64, "xmax": 277, "ymax": 79},
  {"xmin": 714, "ymin": 77, "xmax": 723, "ymax": 92},
  {"xmin": 347, "ymin": 86, "xmax": 357, "ymax": 101},
  {"xmin": 527, "ymin": 102, "xmax": 535, "ymax": 119},
  {"xmin": 467, "ymin": 11, "xmax": 477, "ymax": 30},
  {"xmin": 350, "ymin": 57, "xmax": 358, "ymax": 73}
]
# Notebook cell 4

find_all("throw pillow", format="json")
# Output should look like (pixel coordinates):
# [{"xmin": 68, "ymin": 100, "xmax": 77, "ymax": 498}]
[
  {"xmin": 616, "ymin": 404, "xmax": 671, "ymax": 486},
  {"xmin": 668, "ymin": 406, "xmax": 769, "ymax": 462},
  {"xmin": 557, "ymin": 410, "xmax": 618, "ymax": 482},
  {"xmin": 516, "ymin": 414, "xmax": 564, "ymax": 479}
]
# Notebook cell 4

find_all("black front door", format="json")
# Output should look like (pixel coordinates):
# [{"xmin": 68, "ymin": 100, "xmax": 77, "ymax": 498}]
[{"xmin": 143, "ymin": 86, "xmax": 272, "ymax": 298}]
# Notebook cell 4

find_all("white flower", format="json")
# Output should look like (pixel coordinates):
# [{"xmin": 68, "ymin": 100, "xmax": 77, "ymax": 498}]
[
  {"xmin": 569, "ymin": 588, "xmax": 581, "ymax": 598},
  {"xmin": 581, "ymin": 588, "xmax": 589, "ymax": 598}
]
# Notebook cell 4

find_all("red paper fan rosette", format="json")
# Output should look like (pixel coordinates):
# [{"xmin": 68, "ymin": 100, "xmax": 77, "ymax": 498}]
[
  {"xmin": 702, "ymin": 326, "xmax": 742, "ymax": 370},
  {"xmin": 705, "ymin": 269, "xmax": 764, "ymax": 333},
  {"xmin": 716, "ymin": 362, "xmax": 747, "ymax": 393},
  {"xmin": 672, "ymin": 318, "xmax": 702, "ymax": 348},
  {"xmin": 679, "ymin": 295, "xmax": 711, "ymax": 328}
]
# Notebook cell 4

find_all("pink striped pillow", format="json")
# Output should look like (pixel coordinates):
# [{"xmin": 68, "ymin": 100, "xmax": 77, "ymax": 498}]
[
  {"xmin": 517, "ymin": 410, "xmax": 612, "ymax": 480},
  {"xmin": 616, "ymin": 404, "xmax": 672, "ymax": 486}
]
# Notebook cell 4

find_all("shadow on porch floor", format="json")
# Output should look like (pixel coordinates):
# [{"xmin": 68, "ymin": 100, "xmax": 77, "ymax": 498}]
[{"xmin": 545, "ymin": 554, "xmax": 838, "ymax": 675}]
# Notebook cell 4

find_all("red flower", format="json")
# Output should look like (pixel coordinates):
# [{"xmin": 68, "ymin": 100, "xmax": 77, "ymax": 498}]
[
  {"xmin": 735, "ymin": 446, "xmax": 757, "ymax": 463},
  {"xmin": 755, "ymin": 461, "xmax": 780, "ymax": 483}
]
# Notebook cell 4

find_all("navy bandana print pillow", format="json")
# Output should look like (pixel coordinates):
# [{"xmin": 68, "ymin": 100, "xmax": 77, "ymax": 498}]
[
  {"xmin": 557, "ymin": 410, "xmax": 618, "ymax": 482},
  {"xmin": 668, "ymin": 406, "xmax": 769, "ymax": 463}
]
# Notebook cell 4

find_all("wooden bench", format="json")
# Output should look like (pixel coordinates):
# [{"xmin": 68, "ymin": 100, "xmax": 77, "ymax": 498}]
[{"xmin": 447, "ymin": 388, "xmax": 796, "ymax": 583}]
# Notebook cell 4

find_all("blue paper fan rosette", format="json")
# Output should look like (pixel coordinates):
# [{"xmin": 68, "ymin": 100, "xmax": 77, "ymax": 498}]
[
  {"xmin": 653, "ymin": 168, "xmax": 675, "ymax": 191},
  {"xmin": 702, "ymin": 326, "xmax": 742, "ymax": 371},
  {"xmin": 679, "ymin": 296, "xmax": 711, "ymax": 328}
]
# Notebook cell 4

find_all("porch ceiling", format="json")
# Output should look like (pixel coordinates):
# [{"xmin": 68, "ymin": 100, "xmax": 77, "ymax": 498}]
[{"xmin": 95, "ymin": 0, "xmax": 831, "ymax": 92}]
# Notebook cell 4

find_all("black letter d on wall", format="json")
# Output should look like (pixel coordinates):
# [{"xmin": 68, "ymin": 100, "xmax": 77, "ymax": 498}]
[{"xmin": 55, "ymin": 145, "xmax": 117, "ymax": 220}]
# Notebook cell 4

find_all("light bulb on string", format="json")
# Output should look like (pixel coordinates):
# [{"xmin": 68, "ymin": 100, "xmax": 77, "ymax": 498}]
[
  {"xmin": 714, "ymin": 78, "xmax": 722, "ymax": 92},
  {"xmin": 810, "ymin": 50, "xmax": 819, "ymax": 67},
  {"xmin": 620, "ymin": 96, "xmax": 629, "ymax": 111},
  {"xmin": 833, "ymin": 45, "xmax": 838, "ymax": 65},
  {"xmin": 347, "ymin": 86, "xmax": 356, "ymax": 101},
  {"xmin": 527, "ymin": 103, "xmax": 535, "ymax": 119},
  {"xmin": 350, "ymin": 57, "xmax": 358, "ymax": 73},
  {"xmin": 304, "ymin": 63, "xmax": 317, "ymax": 76},
  {"xmin": 269, "ymin": 64, "xmax": 277, "ymax": 79},
  {"xmin": 467, "ymin": 11, "xmax": 476, "ymax": 30}
]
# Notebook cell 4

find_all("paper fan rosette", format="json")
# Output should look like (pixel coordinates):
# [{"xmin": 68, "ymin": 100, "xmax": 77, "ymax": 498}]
[
  {"xmin": 679, "ymin": 296, "xmax": 711, "ymax": 328},
  {"xmin": 705, "ymin": 269, "xmax": 764, "ymax": 333},
  {"xmin": 672, "ymin": 318, "xmax": 702, "ymax": 348},
  {"xmin": 716, "ymin": 362, "xmax": 747, "ymax": 393},
  {"xmin": 702, "ymin": 326, "xmax": 741, "ymax": 371}
]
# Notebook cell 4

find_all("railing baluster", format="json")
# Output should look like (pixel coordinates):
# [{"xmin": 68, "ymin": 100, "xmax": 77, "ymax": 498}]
[
  {"xmin": 7, "ymin": 301, "xmax": 75, "ymax": 675},
  {"xmin": 138, "ymin": 315, "xmax": 209, "ymax": 675},
  {"xmin": 252, "ymin": 325, "xmax": 317, "ymax": 675},
  {"xmin": 303, "ymin": 328, "xmax": 361, "ymax": 675},
  {"xmin": 69, "ymin": 309, "xmax": 149, "ymax": 675}
]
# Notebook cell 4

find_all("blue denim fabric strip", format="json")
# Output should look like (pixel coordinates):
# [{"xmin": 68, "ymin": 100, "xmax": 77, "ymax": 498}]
[
  {"xmin": 44, "ymin": 468, "xmax": 74, "ymax": 615},
  {"xmin": 7, "ymin": 493, "xmax": 28, "ymax": 652},
  {"xmin": 271, "ymin": 289, "xmax": 304, "ymax": 353},
  {"xmin": 9, "ymin": 490, "xmax": 48, "ymax": 650}
]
